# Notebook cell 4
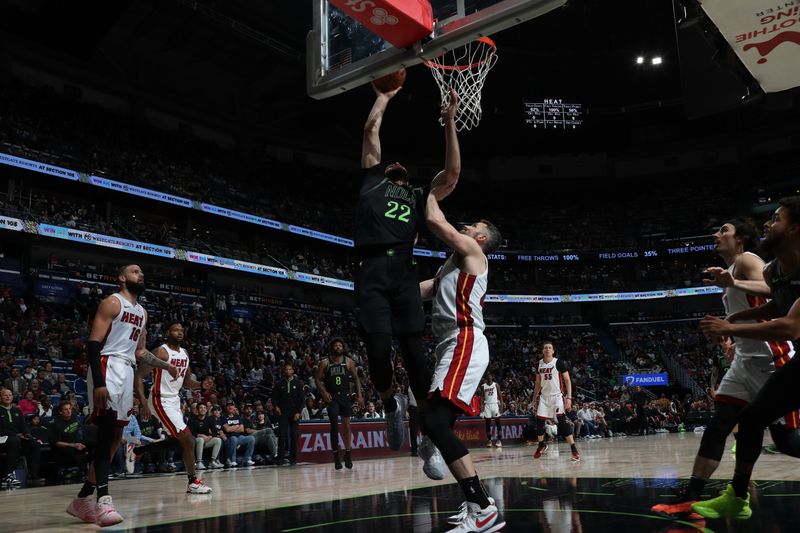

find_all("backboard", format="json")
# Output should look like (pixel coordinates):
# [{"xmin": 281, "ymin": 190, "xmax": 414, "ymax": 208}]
[{"xmin": 307, "ymin": 0, "xmax": 567, "ymax": 99}]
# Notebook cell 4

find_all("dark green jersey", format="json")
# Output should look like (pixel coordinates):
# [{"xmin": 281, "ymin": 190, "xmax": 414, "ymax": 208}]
[
  {"xmin": 325, "ymin": 355, "xmax": 351, "ymax": 399},
  {"xmin": 355, "ymin": 165, "xmax": 426, "ymax": 250},
  {"xmin": 768, "ymin": 259, "xmax": 800, "ymax": 317}
]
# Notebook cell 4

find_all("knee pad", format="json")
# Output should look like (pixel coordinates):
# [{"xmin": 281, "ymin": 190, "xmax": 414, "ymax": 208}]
[
  {"xmin": 769, "ymin": 424, "xmax": 800, "ymax": 459},
  {"xmin": 698, "ymin": 402, "xmax": 741, "ymax": 460},
  {"xmin": 556, "ymin": 416, "xmax": 573, "ymax": 438}
]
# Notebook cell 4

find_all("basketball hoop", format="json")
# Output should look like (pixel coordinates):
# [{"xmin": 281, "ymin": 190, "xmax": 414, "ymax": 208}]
[{"xmin": 423, "ymin": 36, "xmax": 498, "ymax": 131}]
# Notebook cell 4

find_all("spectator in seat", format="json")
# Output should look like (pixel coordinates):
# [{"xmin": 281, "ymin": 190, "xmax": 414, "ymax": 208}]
[
  {"xmin": 578, "ymin": 402, "xmax": 598, "ymax": 438},
  {"xmin": 189, "ymin": 403, "xmax": 223, "ymax": 469},
  {"xmin": 248, "ymin": 411, "xmax": 278, "ymax": 463},
  {"xmin": 0, "ymin": 388, "xmax": 44, "ymax": 485},
  {"xmin": 50, "ymin": 400, "xmax": 90, "ymax": 479},
  {"xmin": 18, "ymin": 390, "xmax": 38, "ymax": 417},
  {"xmin": 55, "ymin": 374, "xmax": 70, "ymax": 396},
  {"xmin": 4, "ymin": 368, "xmax": 25, "ymax": 398},
  {"xmin": 223, "ymin": 402, "xmax": 255, "ymax": 467},
  {"xmin": 362, "ymin": 401, "xmax": 383, "ymax": 419},
  {"xmin": 138, "ymin": 408, "xmax": 167, "ymax": 473},
  {"xmin": 37, "ymin": 395, "xmax": 54, "ymax": 422},
  {"xmin": 274, "ymin": 362, "xmax": 304, "ymax": 466}
]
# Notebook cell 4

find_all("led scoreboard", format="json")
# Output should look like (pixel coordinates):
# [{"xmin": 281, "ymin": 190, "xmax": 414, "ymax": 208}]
[{"xmin": 524, "ymin": 99, "xmax": 583, "ymax": 129}]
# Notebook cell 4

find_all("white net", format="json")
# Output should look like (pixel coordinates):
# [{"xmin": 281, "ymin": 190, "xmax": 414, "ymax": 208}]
[{"xmin": 424, "ymin": 37, "xmax": 498, "ymax": 131}]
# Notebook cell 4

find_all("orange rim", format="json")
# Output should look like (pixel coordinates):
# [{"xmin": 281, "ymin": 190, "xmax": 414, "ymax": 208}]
[{"xmin": 423, "ymin": 36, "xmax": 496, "ymax": 71}]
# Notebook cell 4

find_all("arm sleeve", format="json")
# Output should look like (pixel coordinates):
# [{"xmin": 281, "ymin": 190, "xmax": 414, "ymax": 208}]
[
  {"xmin": 87, "ymin": 340, "xmax": 105, "ymax": 387},
  {"xmin": 556, "ymin": 358, "xmax": 569, "ymax": 373}
]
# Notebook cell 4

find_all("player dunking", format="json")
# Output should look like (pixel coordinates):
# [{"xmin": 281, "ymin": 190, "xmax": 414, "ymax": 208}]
[
  {"xmin": 481, "ymin": 373, "xmax": 503, "ymax": 448},
  {"xmin": 531, "ymin": 341, "xmax": 580, "ymax": 462},
  {"xmin": 134, "ymin": 322, "xmax": 212, "ymax": 494},
  {"xmin": 357, "ymin": 85, "xmax": 460, "ymax": 449},
  {"xmin": 417, "ymin": 190, "xmax": 505, "ymax": 532},
  {"xmin": 67, "ymin": 265, "xmax": 178, "ymax": 526},
  {"xmin": 651, "ymin": 218, "xmax": 800, "ymax": 519},
  {"xmin": 315, "ymin": 337, "xmax": 364, "ymax": 470},
  {"xmin": 692, "ymin": 199, "xmax": 800, "ymax": 519}
]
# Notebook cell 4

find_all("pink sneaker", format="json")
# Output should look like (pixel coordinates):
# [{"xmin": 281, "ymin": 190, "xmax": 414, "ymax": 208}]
[
  {"xmin": 66, "ymin": 495, "xmax": 96, "ymax": 523},
  {"xmin": 95, "ymin": 495, "xmax": 124, "ymax": 527}
]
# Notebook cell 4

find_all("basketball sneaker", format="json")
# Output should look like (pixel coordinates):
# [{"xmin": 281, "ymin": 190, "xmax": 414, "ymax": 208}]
[
  {"xmin": 195, "ymin": 461, "xmax": 206, "ymax": 471},
  {"xmin": 447, "ymin": 501, "xmax": 505, "ymax": 532},
  {"xmin": 730, "ymin": 441, "xmax": 737, "ymax": 455},
  {"xmin": 651, "ymin": 500, "xmax": 703, "ymax": 520},
  {"xmin": 95, "ymin": 495, "xmax": 124, "ymax": 527},
  {"xmin": 571, "ymin": 450, "xmax": 581, "ymax": 462},
  {"xmin": 66, "ymin": 495, "xmax": 96, "ymax": 523},
  {"xmin": 533, "ymin": 443, "xmax": 548, "ymax": 459},
  {"xmin": 762, "ymin": 444, "xmax": 779, "ymax": 454},
  {"xmin": 495, "ymin": 440, "xmax": 502, "ymax": 448},
  {"xmin": 486, "ymin": 440, "xmax": 493, "ymax": 448},
  {"xmin": 333, "ymin": 451, "xmax": 342, "ymax": 470},
  {"xmin": 344, "ymin": 450, "xmax": 353, "ymax": 469},
  {"xmin": 691, "ymin": 484, "xmax": 751, "ymax": 520},
  {"xmin": 385, "ymin": 394, "xmax": 407, "ymax": 451},
  {"xmin": 209, "ymin": 460, "xmax": 224, "ymax": 469},
  {"xmin": 187, "ymin": 478, "xmax": 213, "ymax": 494},
  {"xmin": 419, "ymin": 435, "xmax": 447, "ymax": 480},
  {"xmin": 447, "ymin": 497, "xmax": 495, "ymax": 525}
]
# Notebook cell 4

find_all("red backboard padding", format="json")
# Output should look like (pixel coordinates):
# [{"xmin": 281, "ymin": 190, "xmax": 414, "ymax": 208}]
[{"xmin": 328, "ymin": 0, "xmax": 433, "ymax": 48}]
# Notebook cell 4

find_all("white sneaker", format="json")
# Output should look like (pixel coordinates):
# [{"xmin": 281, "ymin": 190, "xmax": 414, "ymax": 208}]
[
  {"xmin": 95, "ymin": 495, "xmax": 124, "ymax": 527},
  {"xmin": 210, "ymin": 460, "xmax": 224, "ymax": 469},
  {"xmin": 494, "ymin": 440, "xmax": 502, "ymax": 448},
  {"xmin": 66, "ymin": 495, "xmax": 96, "ymax": 523},
  {"xmin": 195, "ymin": 461, "xmax": 206, "ymax": 471},
  {"xmin": 447, "ymin": 497, "xmax": 495, "ymax": 525},
  {"xmin": 244, "ymin": 460, "xmax": 256, "ymax": 467},
  {"xmin": 448, "ymin": 502, "xmax": 505, "ymax": 532},
  {"xmin": 418, "ymin": 436, "xmax": 446, "ymax": 480},
  {"xmin": 385, "ymin": 394, "xmax": 408, "ymax": 450},
  {"xmin": 187, "ymin": 479, "xmax": 213, "ymax": 494}
]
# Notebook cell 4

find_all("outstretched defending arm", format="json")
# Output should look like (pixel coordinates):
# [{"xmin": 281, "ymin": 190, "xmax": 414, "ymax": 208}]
[
  {"xmin": 362, "ymin": 86, "xmax": 401, "ymax": 169},
  {"xmin": 425, "ymin": 193, "xmax": 482, "ymax": 259},
  {"xmin": 430, "ymin": 89, "xmax": 461, "ymax": 200}
]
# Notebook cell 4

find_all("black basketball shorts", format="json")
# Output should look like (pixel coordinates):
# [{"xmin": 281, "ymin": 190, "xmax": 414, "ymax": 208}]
[
  {"xmin": 326, "ymin": 396, "xmax": 353, "ymax": 419},
  {"xmin": 355, "ymin": 254, "xmax": 425, "ymax": 336}
]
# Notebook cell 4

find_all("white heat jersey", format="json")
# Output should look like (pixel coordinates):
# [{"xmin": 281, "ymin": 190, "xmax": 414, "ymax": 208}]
[
  {"xmin": 722, "ymin": 253, "xmax": 793, "ymax": 360},
  {"xmin": 482, "ymin": 382, "xmax": 499, "ymax": 405},
  {"xmin": 431, "ymin": 255, "xmax": 488, "ymax": 338},
  {"xmin": 101, "ymin": 293, "xmax": 146, "ymax": 364},
  {"xmin": 537, "ymin": 357, "xmax": 565, "ymax": 396},
  {"xmin": 152, "ymin": 344, "xmax": 189, "ymax": 397}
]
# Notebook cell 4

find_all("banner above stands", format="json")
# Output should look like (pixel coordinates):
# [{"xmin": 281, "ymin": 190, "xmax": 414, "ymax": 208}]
[
  {"xmin": 0, "ymin": 151, "xmax": 716, "ymax": 261},
  {"xmin": 0, "ymin": 215, "xmax": 724, "ymax": 302}
]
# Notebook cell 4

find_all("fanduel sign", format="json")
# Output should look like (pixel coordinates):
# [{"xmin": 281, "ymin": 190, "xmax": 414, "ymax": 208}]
[{"xmin": 623, "ymin": 373, "xmax": 669, "ymax": 387}]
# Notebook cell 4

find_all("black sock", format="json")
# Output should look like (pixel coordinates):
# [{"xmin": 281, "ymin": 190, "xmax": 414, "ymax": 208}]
[
  {"xmin": 685, "ymin": 476, "xmax": 707, "ymax": 500},
  {"xmin": 384, "ymin": 396, "xmax": 398, "ymax": 413},
  {"xmin": 570, "ymin": 443, "xmax": 577, "ymax": 453},
  {"xmin": 188, "ymin": 473, "xmax": 198, "ymax": 483},
  {"xmin": 96, "ymin": 483, "xmax": 109, "ymax": 500},
  {"xmin": 78, "ymin": 481, "xmax": 95, "ymax": 498},
  {"xmin": 459, "ymin": 475, "xmax": 491, "ymax": 508},
  {"xmin": 731, "ymin": 470, "xmax": 749, "ymax": 499}
]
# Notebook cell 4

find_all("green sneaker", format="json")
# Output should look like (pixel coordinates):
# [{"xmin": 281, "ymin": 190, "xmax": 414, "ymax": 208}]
[
  {"xmin": 762, "ymin": 444, "xmax": 780, "ymax": 454},
  {"xmin": 730, "ymin": 441, "xmax": 736, "ymax": 455},
  {"xmin": 691, "ymin": 484, "xmax": 751, "ymax": 520}
]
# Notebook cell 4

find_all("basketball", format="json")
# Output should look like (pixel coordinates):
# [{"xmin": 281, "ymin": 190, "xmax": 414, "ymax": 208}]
[{"xmin": 371, "ymin": 68, "xmax": 406, "ymax": 93}]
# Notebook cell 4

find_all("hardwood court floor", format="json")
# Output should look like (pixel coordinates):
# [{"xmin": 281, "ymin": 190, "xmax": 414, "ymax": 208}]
[{"xmin": 2, "ymin": 432, "xmax": 796, "ymax": 532}]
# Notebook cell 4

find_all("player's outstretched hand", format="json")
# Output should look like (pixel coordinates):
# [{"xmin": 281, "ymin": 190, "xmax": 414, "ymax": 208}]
[
  {"xmin": 93, "ymin": 386, "xmax": 110, "ymax": 410},
  {"xmin": 703, "ymin": 267, "xmax": 734, "ymax": 288},
  {"xmin": 373, "ymin": 84, "xmax": 402, "ymax": 100},
  {"xmin": 700, "ymin": 315, "xmax": 730, "ymax": 338},
  {"xmin": 440, "ymin": 87, "xmax": 458, "ymax": 122}
]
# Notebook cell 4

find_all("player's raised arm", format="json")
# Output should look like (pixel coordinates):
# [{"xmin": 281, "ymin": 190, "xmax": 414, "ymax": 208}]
[
  {"xmin": 362, "ymin": 85, "xmax": 401, "ymax": 169},
  {"xmin": 425, "ymin": 193, "xmax": 482, "ymax": 258},
  {"xmin": 430, "ymin": 88, "xmax": 461, "ymax": 200}
]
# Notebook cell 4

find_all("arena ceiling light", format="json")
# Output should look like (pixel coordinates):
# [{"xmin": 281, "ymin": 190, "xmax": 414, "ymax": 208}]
[
  {"xmin": 651, "ymin": 56, "xmax": 663, "ymax": 65},
  {"xmin": 636, "ymin": 56, "xmax": 645, "ymax": 64}
]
